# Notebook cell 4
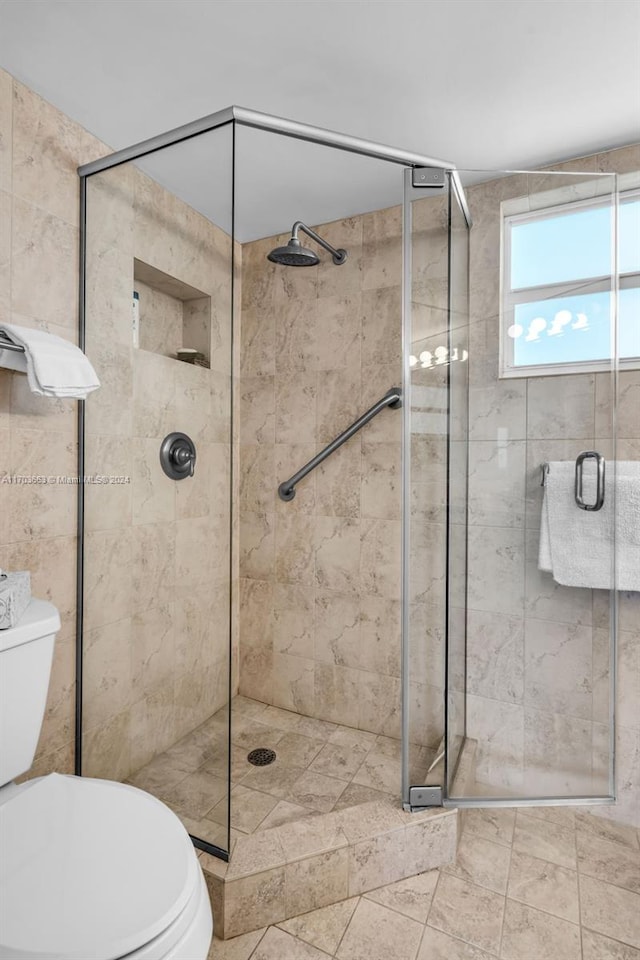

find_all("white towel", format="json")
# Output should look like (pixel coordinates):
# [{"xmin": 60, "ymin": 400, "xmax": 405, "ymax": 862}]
[
  {"xmin": 0, "ymin": 323, "xmax": 100, "ymax": 399},
  {"xmin": 539, "ymin": 460, "xmax": 640, "ymax": 591}
]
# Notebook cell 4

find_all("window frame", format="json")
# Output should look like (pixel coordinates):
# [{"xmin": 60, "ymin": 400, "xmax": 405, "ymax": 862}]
[{"xmin": 499, "ymin": 176, "xmax": 640, "ymax": 379}]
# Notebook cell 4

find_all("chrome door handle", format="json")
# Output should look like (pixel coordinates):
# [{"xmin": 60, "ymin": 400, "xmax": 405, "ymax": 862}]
[{"xmin": 575, "ymin": 451, "xmax": 605, "ymax": 511}]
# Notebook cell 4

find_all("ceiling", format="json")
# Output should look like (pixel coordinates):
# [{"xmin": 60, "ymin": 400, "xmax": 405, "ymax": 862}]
[{"xmin": 0, "ymin": 0, "xmax": 638, "ymax": 240}]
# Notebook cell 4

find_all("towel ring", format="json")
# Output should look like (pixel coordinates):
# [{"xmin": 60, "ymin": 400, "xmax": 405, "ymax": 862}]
[{"xmin": 575, "ymin": 451, "xmax": 605, "ymax": 511}]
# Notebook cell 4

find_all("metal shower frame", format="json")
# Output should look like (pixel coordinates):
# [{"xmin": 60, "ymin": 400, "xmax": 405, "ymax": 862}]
[{"xmin": 76, "ymin": 104, "xmax": 480, "ymax": 866}]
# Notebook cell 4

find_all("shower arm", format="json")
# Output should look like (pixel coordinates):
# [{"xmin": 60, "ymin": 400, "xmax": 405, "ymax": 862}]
[{"xmin": 291, "ymin": 221, "xmax": 347, "ymax": 265}]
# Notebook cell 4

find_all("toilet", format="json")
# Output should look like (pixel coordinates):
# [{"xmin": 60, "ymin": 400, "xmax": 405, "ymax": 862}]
[{"xmin": 0, "ymin": 598, "xmax": 213, "ymax": 960}]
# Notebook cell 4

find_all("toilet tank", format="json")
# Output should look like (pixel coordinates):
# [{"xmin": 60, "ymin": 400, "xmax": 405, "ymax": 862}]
[{"xmin": 0, "ymin": 599, "xmax": 60, "ymax": 785}]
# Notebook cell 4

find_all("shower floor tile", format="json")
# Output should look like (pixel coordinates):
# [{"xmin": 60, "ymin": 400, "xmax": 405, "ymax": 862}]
[{"xmin": 128, "ymin": 695, "xmax": 432, "ymax": 844}]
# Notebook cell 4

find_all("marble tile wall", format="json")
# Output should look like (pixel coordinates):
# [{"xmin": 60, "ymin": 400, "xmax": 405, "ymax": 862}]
[
  {"xmin": 464, "ymin": 144, "xmax": 640, "ymax": 825},
  {"xmin": 0, "ymin": 67, "xmax": 236, "ymax": 786},
  {"xmin": 82, "ymin": 159, "xmax": 236, "ymax": 781},
  {"xmin": 238, "ymin": 208, "xmax": 417, "ymax": 743},
  {"xmin": 0, "ymin": 69, "xmax": 111, "ymax": 779}
]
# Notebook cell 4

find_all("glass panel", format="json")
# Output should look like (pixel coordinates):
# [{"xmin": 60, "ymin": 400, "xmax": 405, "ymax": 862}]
[
  {"xmin": 447, "ymin": 168, "xmax": 618, "ymax": 804},
  {"xmin": 446, "ymin": 179, "xmax": 470, "ymax": 797},
  {"xmin": 404, "ymin": 171, "xmax": 467, "ymax": 802},
  {"xmin": 82, "ymin": 124, "xmax": 234, "ymax": 855},
  {"xmin": 234, "ymin": 124, "xmax": 409, "ymax": 829}
]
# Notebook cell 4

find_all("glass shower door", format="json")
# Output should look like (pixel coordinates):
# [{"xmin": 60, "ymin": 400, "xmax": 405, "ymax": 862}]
[{"xmin": 445, "ymin": 167, "xmax": 622, "ymax": 807}]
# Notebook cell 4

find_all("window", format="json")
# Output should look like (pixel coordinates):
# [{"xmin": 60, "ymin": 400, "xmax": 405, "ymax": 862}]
[{"xmin": 500, "ymin": 176, "xmax": 640, "ymax": 378}]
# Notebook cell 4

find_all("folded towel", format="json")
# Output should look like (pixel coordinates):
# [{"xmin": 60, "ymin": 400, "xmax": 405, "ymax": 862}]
[
  {"xmin": 539, "ymin": 460, "xmax": 640, "ymax": 591},
  {"xmin": 0, "ymin": 323, "xmax": 100, "ymax": 399}
]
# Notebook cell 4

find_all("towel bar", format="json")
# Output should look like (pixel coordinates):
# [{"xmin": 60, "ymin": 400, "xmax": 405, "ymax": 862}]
[{"xmin": 0, "ymin": 333, "xmax": 25, "ymax": 354}]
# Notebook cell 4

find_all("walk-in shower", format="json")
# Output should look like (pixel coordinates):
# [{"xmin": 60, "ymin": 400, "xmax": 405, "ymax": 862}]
[{"xmin": 76, "ymin": 106, "xmax": 624, "ymax": 873}]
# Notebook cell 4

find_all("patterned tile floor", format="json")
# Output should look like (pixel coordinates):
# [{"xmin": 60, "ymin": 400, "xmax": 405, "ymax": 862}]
[
  {"xmin": 207, "ymin": 805, "xmax": 640, "ymax": 959},
  {"xmin": 129, "ymin": 695, "xmax": 433, "ymax": 849}
]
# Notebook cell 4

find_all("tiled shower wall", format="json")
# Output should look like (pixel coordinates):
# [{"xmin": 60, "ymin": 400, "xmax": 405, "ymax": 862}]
[
  {"xmin": 464, "ymin": 145, "xmax": 640, "ymax": 826},
  {"xmin": 238, "ymin": 211, "xmax": 410, "ymax": 740},
  {"xmin": 81, "ymin": 163, "xmax": 236, "ymax": 781}
]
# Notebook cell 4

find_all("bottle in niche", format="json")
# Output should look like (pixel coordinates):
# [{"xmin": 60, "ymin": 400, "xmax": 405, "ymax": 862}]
[{"xmin": 132, "ymin": 290, "xmax": 140, "ymax": 349}]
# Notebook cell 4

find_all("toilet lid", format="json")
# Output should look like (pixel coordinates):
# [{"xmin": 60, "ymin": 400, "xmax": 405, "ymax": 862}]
[{"xmin": 0, "ymin": 774, "xmax": 199, "ymax": 960}]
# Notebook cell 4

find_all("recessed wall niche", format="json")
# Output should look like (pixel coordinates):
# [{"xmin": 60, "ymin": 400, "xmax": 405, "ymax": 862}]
[{"xmin": 133, "ymin": 258, "xmax": 211, "ymax": 365}]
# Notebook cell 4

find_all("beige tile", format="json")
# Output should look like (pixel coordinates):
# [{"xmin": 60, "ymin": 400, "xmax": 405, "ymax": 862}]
[
  {"xmin": 348, "ymin": 829, "xmax": 406, "ymax": 897},
  {"xmin": 12, "ymin": 81, "xmax": 97, "ymax": 225},
  {"xmin": 333, "ymin": 782, "xmax": 393, "ymax": 810},
  {"xmin": 269, "ymin": 732, "xmax": 323, "ymax": 768},
  {"xmin": 428, "ymin": 873, "xmax": 505, "ymax": 955},
  {"xmin": 359, "ymin": 518, "xmax": 401, "ymax": 600},
  {"xmin": 224, "ymin": 868, "xmax": 286, "ymax": 939},
  {"xmin": 278, "ymin": 897, "xmax": 358, "ymax": 956},
  {"xmin": 361, "ymin": 441, "xmax": 401, "ymax": 521},
  {"xmin": 83, "ymin": 619, "xmax": 132, "ymax": 729},
  {"xmin": 582, "ymin": 929, "xmax": 640, "ymax": 960},
  {"xmin": 251, "ymin": 927, "xmax": 331, "ymax": 959},
  {"xmin": 285, "ymin": 848, "xmax": 349, "ymax": 916},
  {"xmin": 365, "ymin": 869, "xmax": 439, "ymax": 922},
  {"xmin": 275, "ymin": 811, "xmax": 347, "ymax": 861},
  {"xmin": 84, "ymin": 527, "xmax": 134, "ymax": 630},
  {"xmin": 308, "ymin": 742, "xmax": 371, "ymax": 782},
  {"xmin": 207, "ymin": 928, "xmax": 266, "ymax": 960},
  {"xmin": 337, "ymin": 897, "xmax": 423, "ymax": 960},
  {"xmin": 315, "ymin": 438, "xmax": 361, "ymax": 519},
  {"xmin": 314, "ymin": 591, "xmax": 361, "ymax": 670},
  {"xmin": 295, "ymin": 715, "xmax": 339, "ymax": 740},
  {"xmin": 576, "ymin": 811, "xmax": 639, "ymax": 850},
  {"xmin": 315, "ymin": 516, "xmax": 361, "ymax": 596},
  {"xmin": 240, "ymin": 376, "xmax": 275, "ymax": 444},
  {"xmin": 162, "ymin": 769, "xmax": 228, "ymax": 820},
  {"xmin": 518, "ymin": 804, "xmax": 576, "ymax": 829},
  {"xmin": 128, "ymin": 748, "xmax": 191, "ymax": 795},
  {"xmin": 313, "ymin": 663, "xmax": 361, "ymax": 729},
  {"xmin": 239, "ymin": 762, "xmax": 305, "ymax": 800},
  {"xmin": 82, "ymin": 708, "xmax": 131, "ymax": 780},
  {"xmin": 226, "ymin": 829, "xmax": 287, "ymax": 880},
  {"xmin": 209, "ymin": 784, "xmax": 278, "ymax": 835},
  {"xmin": 507, "ymin": 849, "xmax": 579, "ymax": 923},
  {"xmin": 337, "ymin": 799, "xmax": 405, "ymax": 844},
  {"xmin": 352, "ymin": 746, "xmax": 400, "ymax": 795},
  {"xmin": 290, "ymin": 770, "xmax": 347, "ymax": 814},
  {"xmin": 258, "ymin": 800, "xmax": 316, "ymax": 832},
  {"xmin": 500, "ymin": 899, "xmax": 580, "ymax": 960},
  {"xmin": 579, "ymin": 875, "xmax": 640, "ymax": 949},
  {"xmin": 7, "ymin": 427, "xmax": 77, "ymax": 542},
  {"xmin": 11, "ymin": 197, "xmax": 78, "ymax": 330},
  {"xmin": 418, "ymin": 926, "xmax": 496, "ymax": 960},
  {"xmin": 445, "ymin": 833, "xmax": 511, "ymax": 894},
  {"xmin": 513, "ymin": 811, "xmax": 576, "ymax": 869},
  {"xmin": 577, "ymin": 831, "xmax": 640, "ymax": 893},
  {"xmin": 359, "ymin": 596, "xmax": 401, "ymax": 678},
  {"xmin": 463, "ymin": 807, "xmax": 515, "ymax": 847}
]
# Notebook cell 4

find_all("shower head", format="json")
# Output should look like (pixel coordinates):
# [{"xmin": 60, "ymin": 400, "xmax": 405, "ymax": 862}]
[
  {"xmin": 267, "ymin": 221, "xmax": 347, "ymax": 267},
  {"xmin": 267, "ymin": 236, "xmax": 320, "ymax": 267}
]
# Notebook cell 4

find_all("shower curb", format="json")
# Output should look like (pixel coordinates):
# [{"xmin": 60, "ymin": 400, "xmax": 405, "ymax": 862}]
[{"xmin": 199, "ymin": 799, "xmax": 458, "ymax": 939}]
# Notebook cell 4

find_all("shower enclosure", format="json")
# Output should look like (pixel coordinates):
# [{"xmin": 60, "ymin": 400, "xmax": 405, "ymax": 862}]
[{"xmin": 77, "ymin": 107, "xmax": 625, "ymax": 863}]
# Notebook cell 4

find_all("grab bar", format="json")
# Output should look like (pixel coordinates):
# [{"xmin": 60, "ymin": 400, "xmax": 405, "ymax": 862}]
[
  {"xmin": 575, "ymin": 451, "xmax": 605, "ymax": 511},
  {"xmin": 278, "ymin": 386, "xmax": 402, "ymax": 501}
]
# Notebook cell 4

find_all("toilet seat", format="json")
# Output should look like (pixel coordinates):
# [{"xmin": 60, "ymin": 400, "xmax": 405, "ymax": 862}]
[{"xmin": 0, "ymin": 773, "xmax": 205, "ymax": 960}]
